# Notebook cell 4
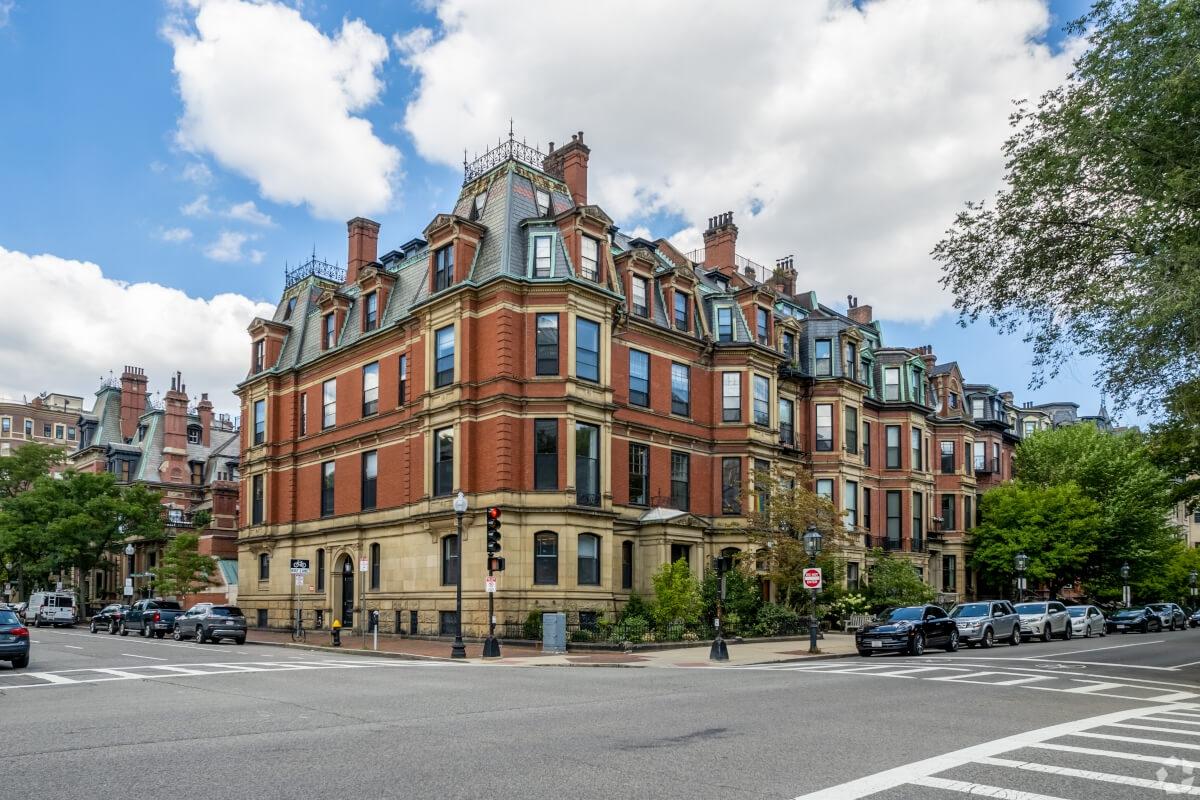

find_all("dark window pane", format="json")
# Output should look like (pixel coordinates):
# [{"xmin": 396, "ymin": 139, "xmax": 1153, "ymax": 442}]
[
  {"xmin": 576, "ymin": 423, "xmax": 600, "ymax": 506},
  {"xmin": 628, "ymin": 443, "xmax": 648, "ymax": 506},
  {"xmin": 578, "ymin": 534, "xmax": 600, "ymax": 585},
  {"xmin": 576, "ymin": 318, "xmax": 600, "ymax": 382},
  {"xmin": 434, "ymin": 427, "xmax": 454, "ymax": 496},
  {"xmin": 534, "ymin": 531, "xmax": 558, "ymax": 585},
  {"xmin": 670, "ymin": 451, "xmax": 689, "ymax": 511},
  {"xmin": 671, "ymin": 363, "xmax": 689, "ymax": 416},
  {"xmin": 629, "ymin": 350, "xmax": 650, "ymax": 407},
  {"xmin": 721, "ymin": 458, "xmax": 741, "ymax": 514},
  {"xmin": 435, "ymin": 325, "xmax": 455, "ymax": 387},
  {"xmin": 441, "ymin": 535, "xmax": 459, "ymax": 585},
  {"xmin": 534, "ymin": 419, "xmax": 558, "ymax": 490},
  {"xmin": 536, "ymin": 314, "xmax": 559, "ymax": 375}
]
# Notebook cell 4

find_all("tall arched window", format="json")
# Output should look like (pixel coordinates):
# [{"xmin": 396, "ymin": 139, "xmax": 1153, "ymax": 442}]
[
  {"xmin": 534, "ymin": 531, "xmax": 558, "ymax": 585},
  {"xmin": 316, "ymin": 548, "xmax": 325, "ymax": 592},
  {"xmin": 258, "ymin": 552, "xmax": 270, "ymax": 581},
  {"xmin": 578, "ymin": 533, "xmax": 600, "ymax": 586},
  {"xmin": 370, "ymin": 542, "xmax": 380, "ymax": 590},
  {"xmin": 441, "ymin": 535, "xmax": 459, "ymax": 586},
  {"xmin": 621, "ymin": 540, "xmax": 634, "ymax": 590}
]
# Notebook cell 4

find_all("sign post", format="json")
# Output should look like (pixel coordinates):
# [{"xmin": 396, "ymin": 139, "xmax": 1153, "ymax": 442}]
[{"xmin": 290, "ymin": 559, "xmax": 310, "ymax": 635}]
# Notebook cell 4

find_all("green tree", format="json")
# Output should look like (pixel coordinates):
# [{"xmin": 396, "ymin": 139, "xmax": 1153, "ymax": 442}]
[
  {"xmin": 650, "ymin": 558, "xmax": 702, "ymax": 627},
  {"xmin": 971, "ymin": 482, "xmax": 1103, "ymax": 597},
  {"xmin": 1147, "ymin": 381, "xmax": 1200, "ymax": 509},
  {"xmin": 701, "ymin": 559, "xmax": 763, "ymax": 623},
  {"xmin": 866, "ymin": 550, "xmax": 936, "ymax": 609},
  {"xmin": 933, "ymin": 0, "xmax": 1200, "ymax": 414},
  {"xmin": 0, "ymin": 442, "xmax": 64, "ymax": 499},
  {"xmin": 156, "ymin": 531, "xmax": 215, "ymax": 599}
]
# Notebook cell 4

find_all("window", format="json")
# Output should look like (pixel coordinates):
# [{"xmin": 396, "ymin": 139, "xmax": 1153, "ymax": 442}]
[
  {"xmin": 721, "ymin": 457, "xmax": 741, "ymax": 514},
  {"xmin": 323, "ymin": 313, "xmax": 336, "ymax": 349},
  {"xmin": 993, "ymin": 442, "xmax": 1001, "ymax": 476},
  {"xmin": 473, "ymin": 191, "xmax": 486, "ymax": 220},
  {"xmin": 847, "ymin": 562, "xmax": 860, "ymax": 591},
  {"xmin": 950, "ymin": 392, "xmax": 959, "ymax": 409},
  {"xmin": 533, "ymin": 235, "xmax": 552, "ymax": 278},
  {"xmin": 580, "ymin": 236, "xmax": 599, "ymax": 281},
  {"xmin": 23, "ymin": 419, "xmax": 32, "ymax": 438},
  {"xmin": 941, "ymin": 494, "xmax": 955, "ymax": 531},
  {"xmin": 576, "ymin": 318, "xmax": 600, "ymax": 382},
  {"xmin": 320, "ymin": 461, "xmax": 335, "ymax": 517},
  {"xmin": 1023, "ymin": 421, "xmax": 1035, "ymax": 437},
  {"xmin": 370, "ymin": 543, "xmax": 380, "ymax": 590},
  {"xmin": 783, "ymin": 332, "xmax": 795, "ymax": 362},
  {"xmin": 628, "ymin": 443, "xmax": 649, "ymax": 506},
  {"xmin": 670, "ymin": 452, "xmax": 690, "ymax": 511},
  {"xmin": 258, "ymin": 553, "xmax": 269, "ymax": 581},
  {"xmin": 578, "ymin": 534, "xmax": 600, "ymax": 585},
  {"xmin": 575, "ymin": 422, "xmax": 600, "ymax": 506},
  {"xmin": 671, "ymin": 363, "xmax": 690, "ymax": 416},
  {"xmin": 971, "ymin": 398, "xmax": 984, "ymax": 419},
  {"xmin": 754, "ymin": 459, "xmax": 770, "ymax": 513},
  {"xmin": 913, "ymin": 492, "xmax": 924, "ymax": 546},
  {"xmin": 434, "ymin": 427, "xmax": 454, "ymax": 497},
  {"xmin": 43, "ymin": 422, "xmax": 51, "ymax": 438},
  {"xmin": 883, "ymin": 367, "xmax": 900, "ymax": 401},
  {"xmin": 863, "ymin": 421, "xmax": 871, "ymax": 466},
  {"xmin": 886, "ymin": 491, "xmax": 901, "ymax": 545},
  {"xmin": 844, "ymin": 342, "xmax": 857, "ymax": 380},
  {"xmin": 629, "ymin": 350, "xmax": 650, "ymax": 407},
  {"xmin": 54, "ymin": 424, "xmax": 64, "ymax": 440},
  {"xmin": 674, "ymin": 292, "xmax": 688, "ymax": 330},
  {"xmin": 316, "ymin": 549, "xmax": 325, "ymax": 592},
  {"xmin": 189, "ymin": 462, "xmax": 204, "ymax": 485},
  {"xmin": 283, "ymin": 297, "xmax": 296, "ymax": 321},
  {"xmin": 441, "ymin": 535, "xmax": 459, "ymax": 585},
  {"xmin": 973, "ymin": 441, "xmax": 986, "ymax": 472},
  {"xmin": 631, "ymin": 276, "xmax": 649, "ymax": 317},
  {"xmin": 434, "ymin": 245, "xmax": 454, "ymax": 291},
  {"xmin": 717, "ymin": 307, "xmax": 733, "ymax": 342},
  {"xmin": 536, "ymin": 314, "xmax": 559, "ymax": 376},
  {"xmin": 299, "ymin": 392, "xmax": 307, "ymax": 435},
  {"xmin": 942, "ymin": 555, "xmax": 957, "ymax": 591},
  {"xmin": 844, "ymin": 406, "xmax": 858, "ymax": 453},
  {"xmin": 253, "ymin": 339, "xmax": 265, "ymax": 373},
  {"xmin": 671, "ymin": 543, "xmax": 691, "ymax": 566},
  {"xmin": 435, "ymin": 325, "xmax": 455, "ymax": 388},
  {"xmin": 816, "ymin": 478, "xmax": 833, "ymax": 501},
  {"xmin": 251, "ymin": 474, "xmax": 264, "ymax": 525},
  {"xmin": 756, "ymin": 308, "xmax": 769, "ymax": 345},
  {"xmin": 845, "ymin": 480, "xmax": 858, "ymax": 527},
  {"xmin": 187, "ymin": 425, "xmax": 202, "ymax": 445},
  {"xmin": 722, "ymin": 373, "xmax": 741, "ymax": 422},
  {"xmin": 621, "ymin": 540, "xmax": 634, "ymax": 589},
  {"xmin": 362, "ymin": 362, "xmax": 379, "ymax": 416},
  {"xmin": 398, "ymin": 354, "xmax": 409, "ymax": 404},
  {"xmin": 863, "ymin": 487, "xmax": 872, "ymax": 531},
  {"xmin": 753, "ymin": 375, "xmax": 770, "ymax": 426},
  {"xmin": 363, "ymin": 292, "xmax": 378, "ymax": 331},
  {"xmin": 534, "ymin": 419, "xmax": 558, "ymax": 490},
  {"xmin": 253, "ymin": 400, "xmax": 265, "ymax": 445},
  {"xmin": 815, "ymin": 404, "xmax": 833, "ymax": 451},
  {"xmin": 67, "ymin": 426, "xmax": 75, "ymax": 442},
  {"xmin": 941, "ymin": 441, "xmax": 955, "ymax": 473},
  {"xmin": 815, "ymin": 339, "xmax": 832, "ymax": 375},
  {"xmin": 322, "ymin": 379, "xmax": 336, "ymax": 429},
  {"xmin": 779, "ymin": 397, "xmax": 795, "ymax": 445},
  {"xmin": 535, "ymin": 188, "xmax": 550, "ymax": 216},
  {"xmin": 911, "ymin": 428, "xmax": 922, "ymax": 471},
  {"xmin": 534, "ymin": 532, "xmax": 558, "ymax": 584},
  {"xmin": 885, "ymin": 425, "xmax": 901, "ymax": 468},
  {"xmin": 361, "ymin": 451, "xmax": 377, "ymax": 511}
]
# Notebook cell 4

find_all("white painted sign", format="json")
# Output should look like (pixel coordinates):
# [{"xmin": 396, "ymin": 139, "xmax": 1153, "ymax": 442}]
[
  {"xmin": 485, "ymin": 576, "xmax": 497, "ymax": 593},
  {"xmin": 295, "ymin": 575, "xmax": 304, "ymax": 587},
  {"xmin": 359, "ymin": 558, "xmax": 368, "ymax": 573},
  {"xmin": 802, "ymin": 567, "xmax": 823, "ymax": 590}
]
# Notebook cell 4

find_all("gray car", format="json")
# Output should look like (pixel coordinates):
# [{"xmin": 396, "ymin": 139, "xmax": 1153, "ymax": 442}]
[
  {"xmin": 173, "ymin": 604, "xmax": 247, "ymax": 644},
  {"xmin": 949, "ymin": 600, "xmax": 1021, "ymax": 648},
  {"xmin": 1015, "ymin": 601, "xmax": 1072, "ymax": 641},
  {"xmin": 1147, "ymin": 603, "xmax": 1188, "ymax": 631},
  {"xmin": 1066, "ymin": 605, "xmax": 1106, "ymax": 637}
]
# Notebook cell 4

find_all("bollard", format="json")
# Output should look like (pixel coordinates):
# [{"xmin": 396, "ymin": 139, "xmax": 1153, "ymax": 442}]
[{"xmin": 331, "ymin": 618, "xmax": 342, "ymax": 647}]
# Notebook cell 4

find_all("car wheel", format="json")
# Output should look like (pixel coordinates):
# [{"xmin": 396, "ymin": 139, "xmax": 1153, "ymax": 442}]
[
  {"xmin": 109, "ymin": 621, "xmax": 118, "ymax": 635},
  {"xmin": 945, "ymin": 630, "xmax": 959, "ymax": 653},
  {"xmin": 909, "ymin": 633, "xmax": 925, "ymax": 656},
  {"xmin": 1009, "ymin": 626, "xmax": 1021, "ymax": 646},
  {"xmin": 172, "ymin": 628, "xmax": 182, "ymax": 641},
  {"xmin": 90, "ymin": 621, "xmax": 97, "ymax": 634},
  {"xmin": 1063, "ymin": 623, "xmax": 1072, "ymax": 640},
  {"xmin": 235, "ymin": 636, "xmax": 245, "ymax": 645},
  {"xmin": 1151, "ymin": 620, "xmax": 1161, "ymax": 633},
  {"xmin": 858, "ymin": 650, "xmax": 872, "ymax": 657},
  {"xmin": 195, "ymin": 627, "xmax": 207, "ymax": 644},
  {"xmin": 33, "ymin": 617, "xmax": 41, "ymax": 628},
  {"xmin": 1041, "ymin": 624, "xmax": 1053, "ymax": 642},
  {"xmin": 156, "ymin": 631, "xmax": 165, "ymax": 639},
  {"xmin": 10, "ymin": 654, "xmax": 28, "ymax": 669},
  {"xmin": 980, "ymin": 628, "xmax": 994, "ymax": 649},
  {"xmin": 119, "ymin": 622, "xmax": 129, "ymax": 636}
]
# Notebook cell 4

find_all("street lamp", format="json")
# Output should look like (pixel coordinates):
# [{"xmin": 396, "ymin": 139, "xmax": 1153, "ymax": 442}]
[
  {"xmin": 803, "ymin": 523, "xmax": 822, "ymax": 655},
  {"xmin": 1120, "ymin": 562, "xmax": 1131, "ymax": 608},
  {"xmin": 451, "ymin": 491, "xmax": 468, "ymax": 659},
  {"xmin": 1014, "ymin": 552, "xmax": 1029, "ymax": 602},
  {"xmin": 1190, "ymin": 570, "xmax": 1198, "ymax": 607}
]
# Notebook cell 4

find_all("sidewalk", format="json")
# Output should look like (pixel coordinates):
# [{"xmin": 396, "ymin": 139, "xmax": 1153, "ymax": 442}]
[{"xmin": 246, "ymin": 628, "xmax": 860, "ymax": 668}]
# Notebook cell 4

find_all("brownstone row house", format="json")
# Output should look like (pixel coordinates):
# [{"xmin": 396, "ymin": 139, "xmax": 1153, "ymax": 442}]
[
  {"xmin": 235, "ymin": 130, "xmax": 1086, "ymax": 633},
  {"xmin": 0, "ymin": 392, "xmax": 84, "ymax": 462}
]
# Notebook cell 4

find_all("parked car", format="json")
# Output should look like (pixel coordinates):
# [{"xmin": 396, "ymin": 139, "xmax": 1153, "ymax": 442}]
[
  {"xmin": 1147, "ymin": 603, "xmax": 1188, "ymax": 631},
  {"xmin": 121, "ymin": 599, "xmax": 184, "ymax": 638},
  {"xmin": 24, "ymin": 591, "xmax": 77, "ymax": 628},
  {"xmin": 1066, "ymin": 605, "xmax": 1106, "ymax": 638},
  {"xmin": 1107, "ymin": 606, "xmax": 1162, "ymax": 634},
  {"xmin": 0, "ymin": 608, "xmax": 30, "ymax": 669},
  {"xmin": 1189, "ymin": 608, "xmax": 1200, "ymax": 628},
  {"xmin": 1014, "ymin": 601, "xmax": 1072, "ymax": 641},
  {"xmin": 948, "ymin": 600, "xmax": 1021, "ymax": 648},
  {"xmin": 856, "ymin": 605, "xmax": 959, "ymax": 656},
  {"xmin": 89, "ymin": 604, "xmax": 129, "ymax": 635},
  {"xmin": 173, "ymin": 604, "xmax": 247, "ymax": 644}
]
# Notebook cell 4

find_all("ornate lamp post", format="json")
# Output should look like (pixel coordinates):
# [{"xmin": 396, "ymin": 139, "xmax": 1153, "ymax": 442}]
[
  {"xmin": 803, "ymin": 523, "xmax": 822, "ymax": 655},
  {"xmin": 1120, "ymin": 562, "xmax": 1131, "ymax": 608},
  {"xmin": 1189, "ymin": 570, "xmax": 1197, "ymax": 608},
  {"xmin": 1014, "ymin": 552, "xmax": 1029, "ymax": 602},
  {"xmin": 451, "ymin": 491, "xmax": 468, "ymax": 659}
]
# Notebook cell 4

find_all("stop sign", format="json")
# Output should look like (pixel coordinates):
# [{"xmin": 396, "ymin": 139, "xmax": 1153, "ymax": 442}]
[{"xmin": 803, "ymin": 567, "xmax": 823, "ymax": 590}]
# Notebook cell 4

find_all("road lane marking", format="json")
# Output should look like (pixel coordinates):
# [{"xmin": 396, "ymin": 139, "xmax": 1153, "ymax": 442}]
[
  {"xmin": 1062, "ymin": 681, "xmax": 1124, "ymax": 694},
  {"xmin": 1169, "ymin": 659, "xmax": 1200, "ymax": 669},
  {"xmin": 26, "ymin": 672, "xmax": 78, "ymax": 684},
  {"xmin": 1022, "ymin": 639, "xmax": 1167, "ymax": 659},
  {"xmin": 64, "ymin": 645, "xmax": 83, "ymax": 650},
  {"xmin": 1156, "ymin": 709, "xmax": 1200, "ymax": 720},
  {"xmin": 1027, "ymin": 741, "xmax": 1200, "ymax": 769},
  {"xmin": 1106, "ymin": 721, "xmax": 1200, "ymax": 736},
  {"xmin": 933, "ymin": 671, "xmax": 1054, "ymax": 686},
  {"xmin": 911, "ymin": 775, "xmax": 1071, "ymax": 799},
  {"xmin": 121, "ymin": 653, "xmax": 167, "ymax": 661},
  {"xmin": 1072, "ymin": 731, "xmax": 1200, "ymax": 751}
]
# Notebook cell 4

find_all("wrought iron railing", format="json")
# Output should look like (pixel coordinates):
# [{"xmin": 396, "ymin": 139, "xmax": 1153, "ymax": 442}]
[
  {"xmin": 463, "ymin": 135, "xmax": 548, "ymax": 185},
  {"xmin": 284, "ymin": 254, "xmax": 345, "ymax": 288}
]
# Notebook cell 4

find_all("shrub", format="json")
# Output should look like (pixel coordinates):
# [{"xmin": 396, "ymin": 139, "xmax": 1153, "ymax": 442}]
[
  {"xmin": 618, "ymin": 615, "xmax": 648, "ymax": 643},
  {"xmin": 754, "ymin": 603, "xmax": 802, "ymax": 636},
  {"xmin": 651, "ymin": 558, "xmax": 703, "ymax": 627},
  {"xmin": 619, "ymin": 593, "xmax": 654, "ymax": 623},
  {"xmin": 682, "ymin": 631, "xmax": 700, "ymax": 642},
  {"xmin": 523, "ymin": 609, "xmax": 543, "ymax": 640},
  {"xmin": 569, "ymin": 629, "xmax": 594, "ymax": 643}
]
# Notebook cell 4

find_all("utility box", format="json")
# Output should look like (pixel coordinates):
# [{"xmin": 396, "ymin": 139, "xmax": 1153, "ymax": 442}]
[{"xmin": 542, "ymin": 611, "xmax": 567, "ymax": 654}]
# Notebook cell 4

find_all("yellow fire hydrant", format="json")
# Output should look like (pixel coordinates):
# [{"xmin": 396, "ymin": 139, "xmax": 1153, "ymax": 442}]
[{"xmin": 331, "ymin": 617, "xmax": 342, "ymax": 647}]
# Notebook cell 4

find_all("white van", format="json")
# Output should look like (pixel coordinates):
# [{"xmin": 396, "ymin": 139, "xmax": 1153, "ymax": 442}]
[{"xmin": 24, "ymin": 592, "xmax": 77, "ymax": 627}]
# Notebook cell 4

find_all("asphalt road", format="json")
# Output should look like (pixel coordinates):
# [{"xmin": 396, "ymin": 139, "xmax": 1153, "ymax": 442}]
[{"xmin": 3, "ymin": 626, "xmax": 1200, "ymax": 800}]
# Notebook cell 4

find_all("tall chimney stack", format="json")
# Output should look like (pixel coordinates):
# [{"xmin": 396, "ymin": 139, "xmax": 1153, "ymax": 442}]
[
  {"xmin": 118, "ymin": 366, "xmax": 148, "ymax": 443},
  {"xmin": 196, "ymin": 393, "xmax": 214, "ymax": 447},
  {"xmin": 702, "ymin": 211, "xmax": 738, "ymax": 274},
  {"xmin": 542, "ymin": 131, "xmax": 591, "ymax": 206},
  {"xmin": 346, "ymin": 217, "xmax": 381, "ymax": 285}
]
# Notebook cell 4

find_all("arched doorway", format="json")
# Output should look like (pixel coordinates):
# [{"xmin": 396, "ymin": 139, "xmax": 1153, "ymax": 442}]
[{"xmin": 338, "ymin": 556, "xmax": 354, "ymax": 628}]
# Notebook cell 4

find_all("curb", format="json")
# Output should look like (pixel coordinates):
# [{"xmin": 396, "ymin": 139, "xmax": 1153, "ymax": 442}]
[
  {"xmin": 736, "ymin": 650, "xmax": 861, "ymax": 666},
  {"xmin": 244, "ymin": 638, "xmax": 465, "ymax": 664}
]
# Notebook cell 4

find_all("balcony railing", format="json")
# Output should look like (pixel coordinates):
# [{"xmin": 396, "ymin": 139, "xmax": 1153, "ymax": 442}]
[
  {"xmin": 779, "ymin": 424, "xmax": 795, "ymax": 447},
  {"xmin": 973, "ymin": 458, "xmax": 999, "ymax": 475}
]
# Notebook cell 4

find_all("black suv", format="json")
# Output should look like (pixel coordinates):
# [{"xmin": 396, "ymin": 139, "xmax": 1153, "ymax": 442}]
[{"xmin": 89, "ymin": 604, "xmax": 129, "ymax": 635}]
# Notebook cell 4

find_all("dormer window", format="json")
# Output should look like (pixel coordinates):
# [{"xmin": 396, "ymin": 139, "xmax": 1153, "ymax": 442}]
[
  {"xmin": 473, "ymin": 192, "xmax": 486, "ymax": 220},
  {"xmin": 713, "ymin": 276, "xmax": 729, "ymax": 292},
  {"xmin": 323, "ymin": 313, "xmax": 336, "ymax": 349},
  {"xmin": 434, "ymin": 245, "xmax": 454, "ymax": 291},
  {"xmin": 674, "ymin": 292, "xmax": 689, "ymax": 331},
  {"xmin": 535, "ymin": 189, "xmax": 550, "ymax": 217},
  {"xmin": 187, "ymin": 425, "xmax": 202, "ymax": 445},
  {"xmin": 533, "ymin": 235, "xmax": 553, "ymax": 278},
  {"xmin": 631, "ymin": 276, "xmax": 649, "ymax": 317},
  {"xmin": 756, "ymin": 308, "xmax": 769, "ymax": 345},
  {"xmin": 137, "ymin": 424, "xmax": 147, "ymax": 442},
  {"xmin": 283, "ymin": 297, "xmax": 297, "ymax": 321},
  {"xmin": 883, "ymin": 367, "xmax": 900, "ymax": 401},
  {"xmin": 363, "ymin": 291, "xmax": 378, "ymax": 332},
  {"xmin": 579, "ymin": 236, "xmax": 599, "ymax": 282},
  {"xmin": 844, "ymin": 342, "xmax": 857, "ymax": 380},
  {"xmin": 717, "ymin": 307, "xmax": 733, "ymax": 342},
  {"xmin": 782, "ymin": 332, "xmax": 795, "ymax": 362},
  {"xmin": 814, "ymin": 339, "xmax": 832, "ymax": 376},
  {"xmin": 253, "ymin": 339, "xmax": 265, "ymax": 373}
]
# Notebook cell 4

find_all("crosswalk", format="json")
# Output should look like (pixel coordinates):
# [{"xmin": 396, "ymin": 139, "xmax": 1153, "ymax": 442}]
[
  {"xmin": 0, "ymin": 658, "xmax": 447, "ymax": 691},
  {"xmin": 730, "ymin": 658, "xmax": 1200, "ymax": 704},
  {"xmin": 795, "ymin": 702, "xmax": 1200, "ymax": 799}
]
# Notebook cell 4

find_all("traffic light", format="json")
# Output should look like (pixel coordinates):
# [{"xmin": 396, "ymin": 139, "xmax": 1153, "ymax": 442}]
[
  {"xmin": 486, "ymin": 506, "xmax": 502, "ymax": 555},
  {"xmin": 488, "ymin": 556, "xmax": 506, "ymax": 572}
]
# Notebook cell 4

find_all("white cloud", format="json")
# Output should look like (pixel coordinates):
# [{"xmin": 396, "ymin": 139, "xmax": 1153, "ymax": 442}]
[
  {"xmin": 181, "ymin": 194, "xmax": 211, "ymax": 217},
  {"xmin": 204, "ymin": 230, "xmax": 261, "ymax": 263},
  {"xmin": 0, "ymin": 245, "xmax": 272, "ymax": 413},
  {"xmin": 157, "ymin": 227, "xmax": 194, "ymax": 243},
  {"xmin": 181, "ymin": 161, "xmax": 213, "ymax": 185},
  {"xmin": 166, "ymin": 0, "xmax": 401, "ymax": 220},
  {"xmin": 0, "ymin": 1, "xmax": 14, "ymax": 28},
  {"xmin": 400, "ymin": 0, "xmax": 1079, "ymax": 322},
  {"xmin": 225, "ymin": 200, "xmax": 273, "ymax": 226}
]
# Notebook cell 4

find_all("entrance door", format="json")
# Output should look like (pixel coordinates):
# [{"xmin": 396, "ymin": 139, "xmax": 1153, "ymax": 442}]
[{"xmin": 340, "ymin": 557, "xmax": 354, "ymax": 627}]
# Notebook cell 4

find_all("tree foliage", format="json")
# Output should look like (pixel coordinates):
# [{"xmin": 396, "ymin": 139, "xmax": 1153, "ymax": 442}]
[
  {"xmin": 156, "ymin": 532, "xmax": 215, "ymax": 599},
  {"xmin": 650, "ymin": 558, "xmax": 703, "ymax": 627},
  {"xmin": 0, "ymin": 443, "xmax": 65, "ymax": 499},
  {"xmin": 701, "ymin": 560, "xmax": 763, "ymax": 623},
  {"xmin": 865, "ymin": 550, "xmax": 936, "ymax": 609},
  {"xmin": 933, "ymin": 0, "xmax": 1200, "ymax": 413}
]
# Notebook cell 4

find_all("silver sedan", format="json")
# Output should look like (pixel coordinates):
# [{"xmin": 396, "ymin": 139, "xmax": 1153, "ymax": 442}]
[{"xmin": 1066, "ymin": 605, "xmax": 1106, "ymax": 638}]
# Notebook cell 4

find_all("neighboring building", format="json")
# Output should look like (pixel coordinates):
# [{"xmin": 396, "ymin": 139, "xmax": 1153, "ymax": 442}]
[
  {"xmin": 69, "ymin": 367, "xmax": 241, "ymax": 607},
  {"xmin": 235, "ymin": 130, "xmax": 1097, "ymax": 632},
  {"xmin": 0, "ymin": 392, "xmax": 84, "ymax": 462}
]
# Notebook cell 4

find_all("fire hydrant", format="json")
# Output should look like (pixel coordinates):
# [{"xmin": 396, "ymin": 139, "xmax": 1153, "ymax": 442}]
[{"xmin": 331, "ymin": 618, "xmax": 342, "ymax": 647}]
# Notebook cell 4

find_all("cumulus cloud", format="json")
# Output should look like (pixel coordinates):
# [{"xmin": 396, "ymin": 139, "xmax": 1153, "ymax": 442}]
[
  {"xmin": 225, "ymin": 200, "xmax": 273, "ymax": 226},
  {"xmin": 157, "ymin": 227, "xmax": 194, "ymax": 243},
  {"xmin": 180, "ymin": 161, "xmax": 213, "ymax": 185},
  {"xmin": 205, "ymin": 230, "xmax": 263, "ymax": 263},
  {"xmin": 181, "ymin": 194, "xmax": 211, "ymax": 217},
  {"xmin": 0, "ymin": 246, "xmax": 272, "ymax": 412},
  {"xmin": 400, "ymin": 0, "xmax": 1079, "ymax": 322},
  {"xmin": 165, "ymin": 0, "xmax": 401, "ymax": 220},
  {"xmin": 0, "ymin": 1, "xmax": 13, "ymax": 28}
]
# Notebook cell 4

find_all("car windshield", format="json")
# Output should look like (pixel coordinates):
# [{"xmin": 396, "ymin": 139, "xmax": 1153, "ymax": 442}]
[
  {"xmin": 156, "ymin": 601, "xmax": 183, "ymax": 611},
  {"xmin": 1014, "ymin": 603, "xmax": 1046, "ymax": 614},
  {"xmin": 882, "ymin": 607, "xmax": 924, "ymax": 621},
  {"xmin": 51, "ymin": 596, "xmax": 73, "ymax": 607},
  {"xmin": 211, "ymin": 607, "xmax": 243, "ymax": 617},
  {"xmin": 1113, "ymin": 609, "xmax": 1143, "ymax": 617},
  {"xmin": 950, "ymin": 604, "xmax": 990, "ymax": 619},
  {"xmin": 0, "ymin": 610, "xmax": 18, "ymax": 625},
  {"xmin": 1067, "ymin": 607, "xmax": 1087, "ymax": 617},
  {"xmin": 1147, "ymin": 604, "xmax": 1170, "ymax": 611}
]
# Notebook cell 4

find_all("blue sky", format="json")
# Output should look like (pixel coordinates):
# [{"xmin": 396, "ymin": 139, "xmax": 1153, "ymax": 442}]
[{"xmin": 0, "ymin": 0, "xmax": 1123, "ymax": 422}]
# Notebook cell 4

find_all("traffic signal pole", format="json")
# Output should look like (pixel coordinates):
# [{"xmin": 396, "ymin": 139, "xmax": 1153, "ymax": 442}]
[{"xmin": 482, "ymin": 507, "xmax": 503, "ymax": 659}]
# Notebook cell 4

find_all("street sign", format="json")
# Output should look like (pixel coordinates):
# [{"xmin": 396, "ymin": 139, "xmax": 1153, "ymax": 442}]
[
  {"xmin": 295, "ymin": 575, "xmax": 304, "ymax": 587},
  {"xmin": 802, "ymin": 567, "xmax": 823, "ymax": 590},
  {"xmin": 55, "ymin": 581, "xmax": 63, "ymax": 592},
  {"xmin": 485, "ymin": 576, "xmax": 497, "ymax": 593},
  {"xmin": 290, "ymin": 558, "xmax": 311, "ymax": 575},
  {"xmin": 359, "ymin": 558, "xmax": 368, "ymax": 573}
]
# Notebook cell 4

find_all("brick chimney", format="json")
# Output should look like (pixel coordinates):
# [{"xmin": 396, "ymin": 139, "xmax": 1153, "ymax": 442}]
[
  {"xmin": 774, "ymin": 255, "xmax": 797, "ymax": 295},
  {"xmin": 160, "ymin": 372, "xmax": 189, "ymax": 483},
  {"xmin": 918, "ymin": 345, "xmax": 937, "ymax": 373},
  {"xmin": 119, "ymin": 366, "xmax": 148, "ymax": 443},
  {"xmin": 702, "ymin": 212, "xmax": 738, "ymax": 274},
  {"xmin": 542, "ymin": 131, "xmax": 590, "ymax": 206},
  {"xmin": 196, "ymin": 392, "xmax": 214, "ymax": 447},
  {"xmin": 346, "ymin": 217, "xmax": 381, "ymax": 285},
  {"xmin": 846, "ymin": 295, "xmax": 873, "ymax": 325}
]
